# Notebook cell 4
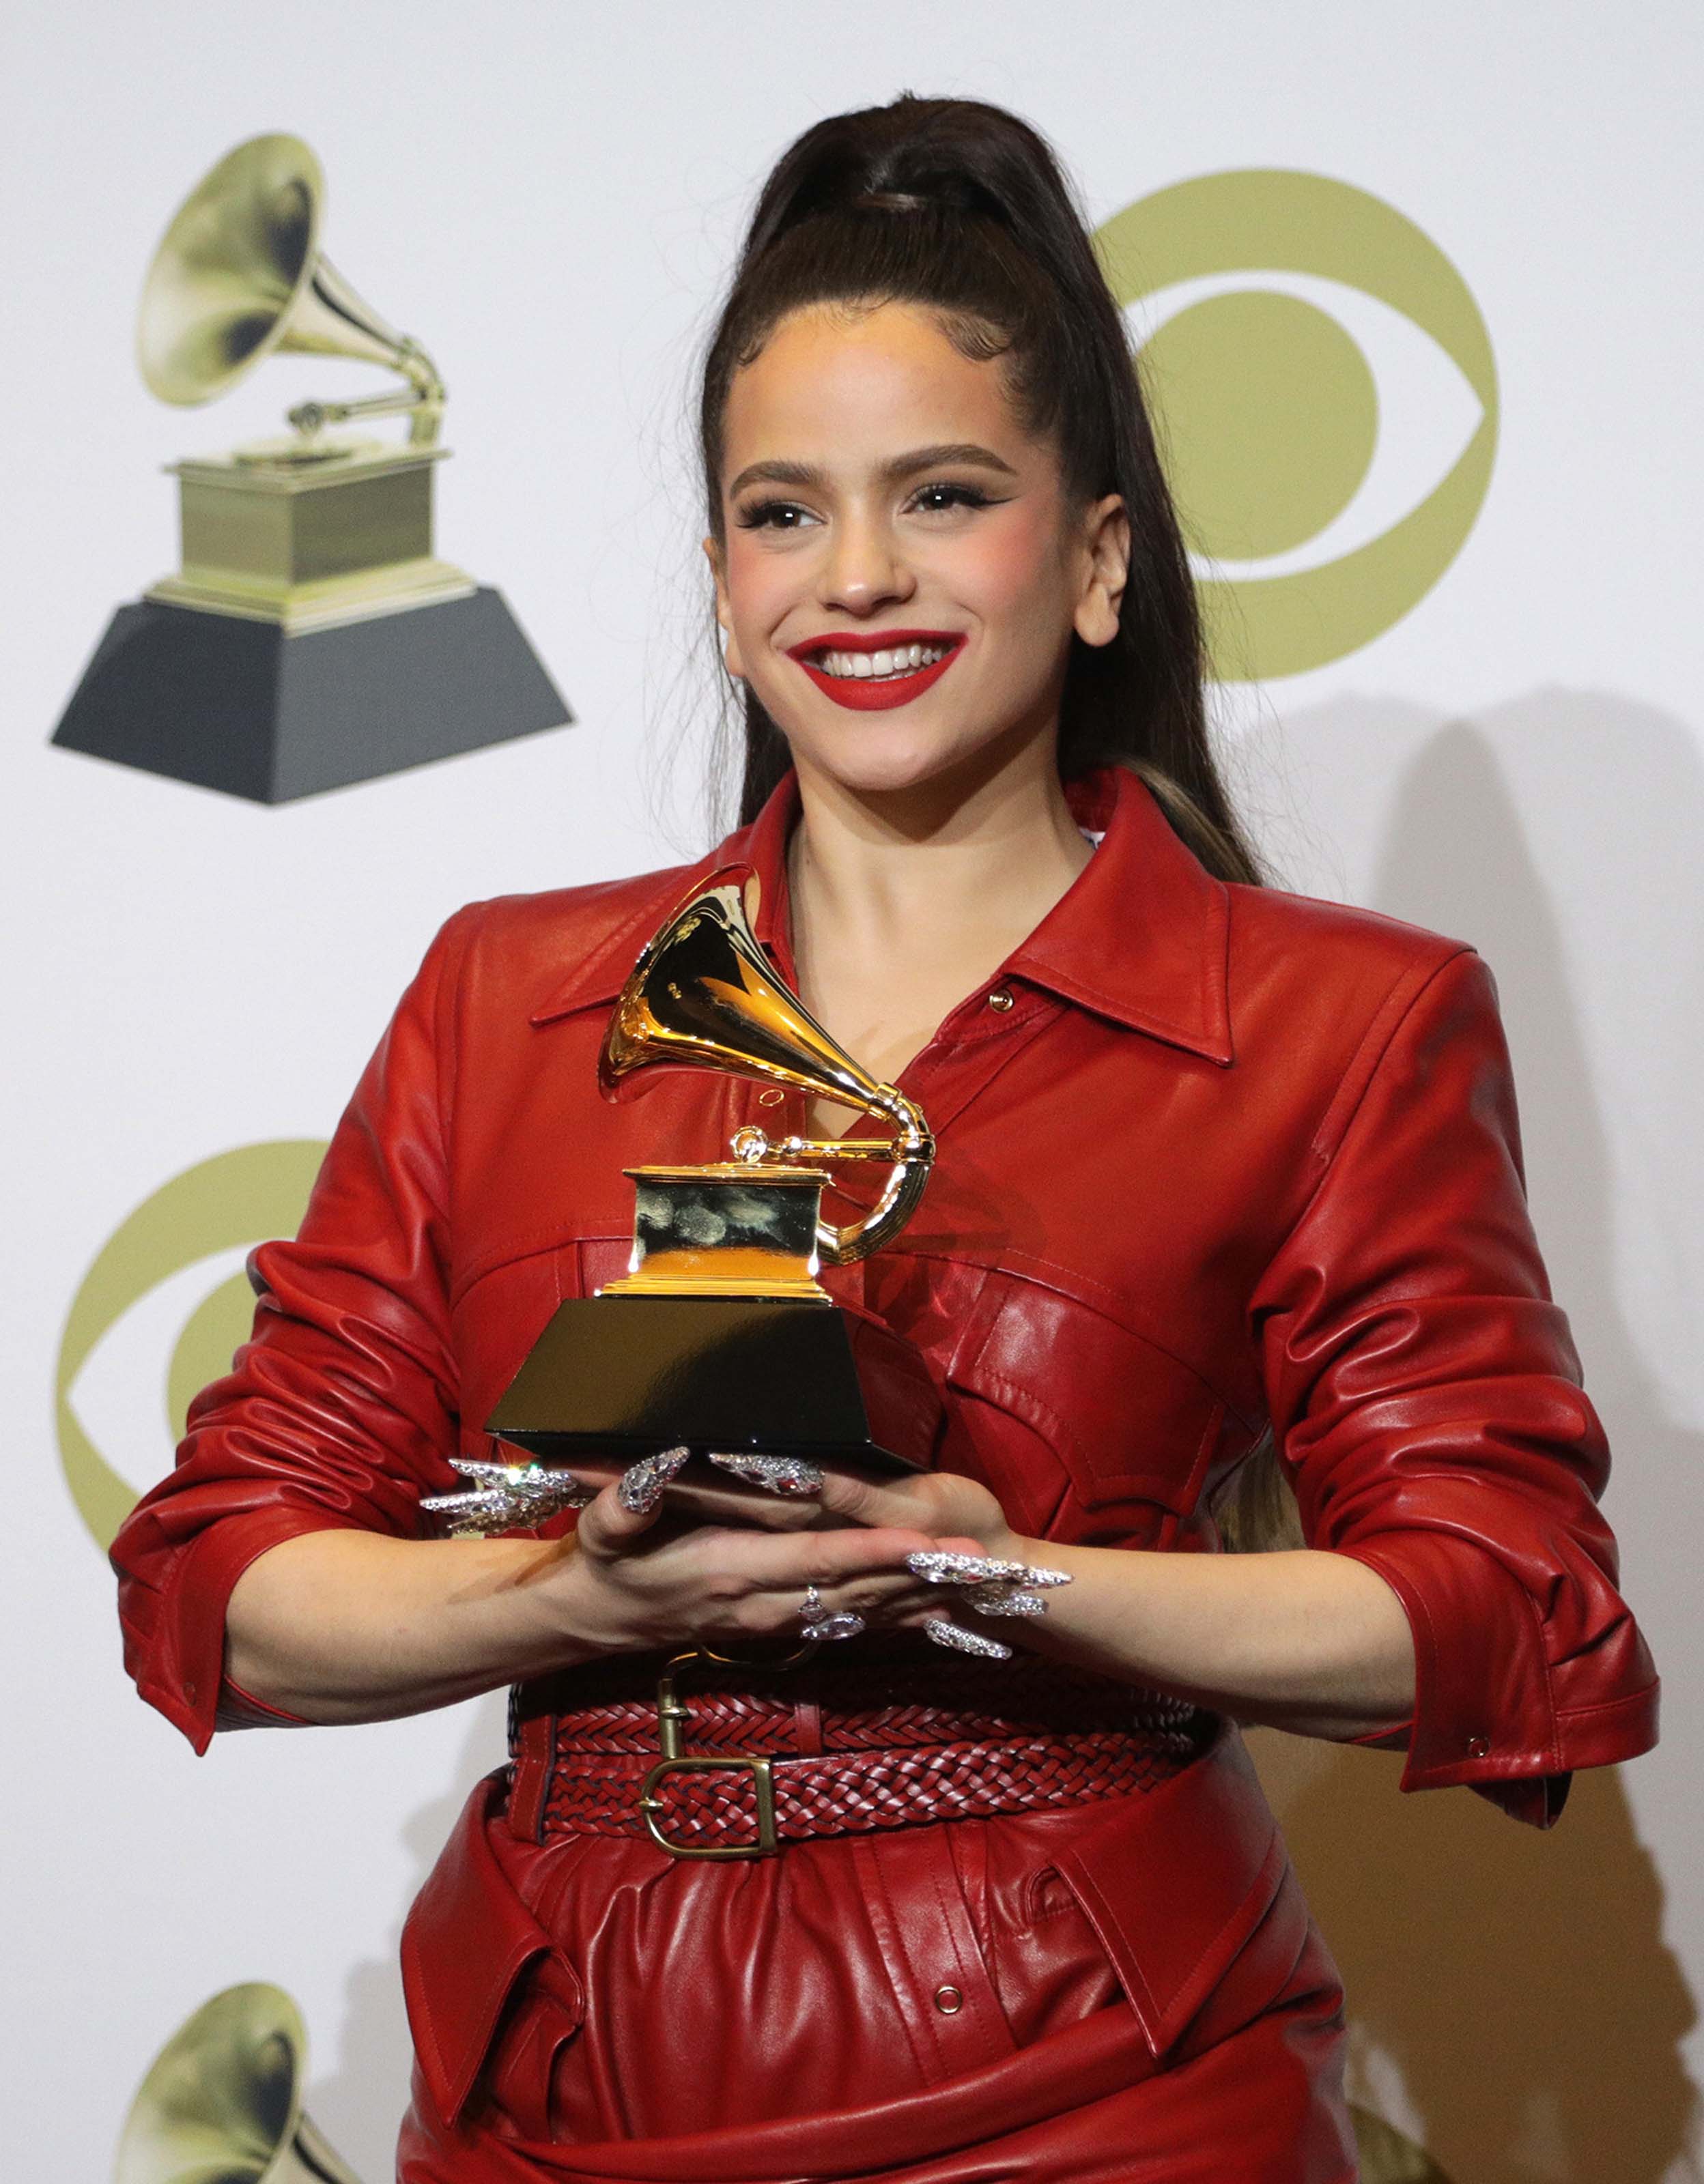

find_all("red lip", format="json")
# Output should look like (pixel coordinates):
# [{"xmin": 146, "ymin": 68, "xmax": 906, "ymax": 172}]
[{"xmin": 784, "ymin": 629, "xmax": 965, "ymax": 713}]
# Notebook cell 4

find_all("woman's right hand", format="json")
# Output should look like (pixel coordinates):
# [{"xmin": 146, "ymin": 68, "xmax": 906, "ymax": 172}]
[{"xmin": 548, "ymin": 1452, "xmax": 984, "ymax": 1658}]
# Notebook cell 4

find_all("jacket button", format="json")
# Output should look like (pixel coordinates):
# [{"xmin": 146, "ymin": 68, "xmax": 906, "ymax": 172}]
[
  {"xmin": 1466, "ymin": 1734, "xmax": 1491, "ymax": 1758},
  {"xmin": 986, "ymin": 988, "xmax": 1014, "ymax": 1013},
  {"xmin": 933, "ymin": 1985, "xmax": 963, "ymax": 2014}
]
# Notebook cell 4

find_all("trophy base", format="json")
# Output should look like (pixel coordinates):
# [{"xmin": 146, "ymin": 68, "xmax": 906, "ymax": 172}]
[
  {"xmin": 50, "ymin": 588, "xmax": 571, "ymax": 804},
  {"xmin": 487, "ymin": 1295, "xmax": 942, "ymax": 1474}
]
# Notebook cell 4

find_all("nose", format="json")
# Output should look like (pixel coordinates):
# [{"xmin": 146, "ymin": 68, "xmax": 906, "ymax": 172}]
[{"xmin": 819, "ymin": 506, "xmax": 915, "ymax": 617}]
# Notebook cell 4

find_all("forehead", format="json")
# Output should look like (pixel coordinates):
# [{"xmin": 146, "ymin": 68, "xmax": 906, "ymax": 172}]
[{"xmin": 721, "ymin": 302, "xmax": 1030, "ymax": 474}]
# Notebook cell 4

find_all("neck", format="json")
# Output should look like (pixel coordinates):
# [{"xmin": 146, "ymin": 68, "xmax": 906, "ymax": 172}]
[{"xmin": 784, "ymin": 728, "xmax": 1094, "ymax": 981}]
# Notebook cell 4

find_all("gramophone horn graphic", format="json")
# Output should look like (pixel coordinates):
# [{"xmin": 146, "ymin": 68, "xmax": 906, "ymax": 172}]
[
  {"xmin": 53, "ymin": 132, "xmax": 569, "ymax": 803},
  {"xmin": 114, "ymin": 1982, "xmax": 363, "ymax": 2183}
]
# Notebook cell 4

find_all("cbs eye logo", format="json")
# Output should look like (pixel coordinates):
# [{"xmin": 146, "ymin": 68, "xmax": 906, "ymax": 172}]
[
  {"xmin": 1096, "ymin": 169, "xmax": 1498, "ymax": 680},
  {"xmin": 55, "ymin": 1142, "xmax": 326, "ymax": 1549}
]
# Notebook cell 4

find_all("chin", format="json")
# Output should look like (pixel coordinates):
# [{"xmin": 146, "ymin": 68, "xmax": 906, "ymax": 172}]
[
  {"xmin": 763, "ymin": 691, "xmax": 1032, "ymax": 804},
  {"xmin": 789, "ymin": 725, "xmax": 991, "ymax": 801}
]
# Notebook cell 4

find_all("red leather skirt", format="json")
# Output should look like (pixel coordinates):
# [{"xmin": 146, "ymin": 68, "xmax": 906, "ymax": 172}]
[{"xmin": 396, "ymin": 1648, "xmax": 1354, "ymax": 2182}]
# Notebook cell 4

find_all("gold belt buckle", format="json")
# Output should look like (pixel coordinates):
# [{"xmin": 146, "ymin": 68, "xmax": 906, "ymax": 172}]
[{"xmin": 636, "ymin": 1643, "xmax": 813, "ymax": 1862}]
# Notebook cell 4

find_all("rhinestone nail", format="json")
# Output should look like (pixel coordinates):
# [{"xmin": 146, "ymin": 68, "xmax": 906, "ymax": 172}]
[
  {"xmin": 923, "ymin": 1618, "xmax": 1013, "ymax": 1661},
  {"xmin": 968, "ymin": 1586, "xmax": 1048, "ymax": 1618},
  {"xmin": 906, "ymin": 1550, "xmax": 1033, "ymax": 1585},
  {"xmin": 707, "ymin": 1451, "xmax": 825, "ymax": 1496},
  {"xmin": 617, "ymin": 1445, "xmax": 692, "ymax": 1513},
  {"xmin": 421, "ymin": 1456, "xmax": 597, "ymax": 1535}
]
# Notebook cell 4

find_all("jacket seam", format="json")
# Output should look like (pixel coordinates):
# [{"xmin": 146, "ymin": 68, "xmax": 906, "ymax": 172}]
[
  {"xmin": 435, "ymin": 903, "xmax": 484, "ymax": 1284},
  {"xmin": 1255, "ymin": 947, "xmax": 1479, "ymax": 1302},
  {"xmin": 1553, "ymin": 1682, "xmax": 1660, "ymax": 1724},
  {"xmin": 451, "ymin": 1226, "xmax": 626, "ymax": 1310},
  {"xmin": 905, "ymin": 1245, "xmax": 1256, "ymax": 1430},
  {"xmin": 1308, "ymin": 945, "xmax": 1477, "ymax": 1168},
  {"xmin": 529, "ymin": 883, "xmax": 698, "ymax": 1023}
]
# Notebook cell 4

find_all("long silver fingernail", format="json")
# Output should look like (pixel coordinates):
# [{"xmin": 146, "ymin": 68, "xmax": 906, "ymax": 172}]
[
  {"xmin": 618, "ymin": 1445, "xmax": 691, "ymax": 1513},
  {"xmin": 971, "ymin": 1585, "xmax": 1048, "ymax": 1618},
  {"xmin": 924, "ymin": 1618, "xmax": 1013, "ymax": 1661},
  {"xmin": 906, "ymin": 1550, "xmax": 1032, "ymax": 1585},
  {"xmin": 707, "ymin": 1451, "xmax": 825, "ymax": 1497},
  {"xmin": 421, "ymin": 1457, "xmax": 597, "ymax": 1534},
  {"xmin": 1023, "ymin": 1565, "xmax": 1073, "ymax": 1588}
]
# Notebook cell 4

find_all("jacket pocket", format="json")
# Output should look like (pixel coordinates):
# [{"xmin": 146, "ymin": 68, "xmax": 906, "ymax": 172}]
[
  {"xmin": 1047, "ymin": 1723, "xmax": 1288, "ymax": 2059},
  {"xmin": 946, "ymin": 1267, "xmax": 1227, "ymax": 1540},
  {"xmin": 401, "ymin": 1772, "xmax": 584, "ymax": 2127}
]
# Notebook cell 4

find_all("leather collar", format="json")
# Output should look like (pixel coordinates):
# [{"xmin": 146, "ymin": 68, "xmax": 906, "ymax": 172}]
[{"xmin": 530, "ymin": 763, "xmax": 1232, "ymax": 1066}]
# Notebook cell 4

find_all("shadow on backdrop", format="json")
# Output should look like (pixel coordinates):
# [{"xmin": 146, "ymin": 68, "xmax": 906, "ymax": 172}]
[
  {"xmin": 309, "ymin": 1692, "xmax": 510, "ymax": 2179},
  {"xmin": 1245, "ymin": 692, "xmax": 1702, "ymax": 2183}
]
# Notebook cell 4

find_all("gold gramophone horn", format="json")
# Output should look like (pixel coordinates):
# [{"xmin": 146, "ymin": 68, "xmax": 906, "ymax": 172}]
[
  {"xmin": 601, "ymin": 867, "xmax": 935, "ymax": 1264},
  {"xmin": 137, "ymin": 132, "xmax": 444, "ymax": 452},
  {"xmin": 114, "ymin": 1982, "xmax": 363, "ymax": 2184}
]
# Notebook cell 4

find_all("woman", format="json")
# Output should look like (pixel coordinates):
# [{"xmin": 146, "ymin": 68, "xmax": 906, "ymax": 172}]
[{"xmin": 112, "ymin": 96, "xmax": 1657, "ymax": 2182}]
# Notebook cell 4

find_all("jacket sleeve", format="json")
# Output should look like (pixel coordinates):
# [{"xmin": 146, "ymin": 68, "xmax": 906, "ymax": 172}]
[
  {"xmin": 110, "ymin": 909, "xmax": 474, "ymax": 1753},
  {"xmin": 1250, "ymin": 945, "xmax": 1658, "ymax": 1826}
]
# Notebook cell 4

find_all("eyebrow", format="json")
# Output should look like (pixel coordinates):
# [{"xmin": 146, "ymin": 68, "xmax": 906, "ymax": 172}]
[{"xmin": 726, "ymin": 442, "xmax": 1020, "ymax": 498}]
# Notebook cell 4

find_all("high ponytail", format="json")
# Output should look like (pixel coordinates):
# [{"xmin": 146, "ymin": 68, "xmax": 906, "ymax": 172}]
[{"xmin": 698, "ymin": 93, "xmax": 1264, "ymax": 891}]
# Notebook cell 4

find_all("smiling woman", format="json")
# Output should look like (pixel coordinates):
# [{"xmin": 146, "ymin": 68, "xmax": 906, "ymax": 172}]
[{"xmin": 110, "ymin": 94, "xmax": 1656, "ymax": 2184}]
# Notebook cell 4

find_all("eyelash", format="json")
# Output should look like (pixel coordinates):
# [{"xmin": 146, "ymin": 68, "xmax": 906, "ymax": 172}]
[{"xmin": 734, "ymin": 480, "xmax": 998, "ymax": 530}]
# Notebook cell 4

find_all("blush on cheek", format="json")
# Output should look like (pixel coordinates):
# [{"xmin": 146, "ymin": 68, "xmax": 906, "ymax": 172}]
[
  {"xmin": 953, "ymin": 498, "xmax": 1060, "ymax": 615},
  {"xmin": 720, "ymin": 532, "xmax": 800, "ymax": 674}
]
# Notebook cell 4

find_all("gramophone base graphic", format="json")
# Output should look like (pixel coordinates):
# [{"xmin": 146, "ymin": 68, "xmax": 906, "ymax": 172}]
[{"xmin": 53, "ymin": 584, "xmax": 569, "ymax": 804}]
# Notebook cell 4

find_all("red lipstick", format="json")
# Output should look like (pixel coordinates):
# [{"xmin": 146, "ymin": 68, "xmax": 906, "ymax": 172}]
[{"xmin": 785, "ymin": 629, "xmax": 965, "ymax": 712}]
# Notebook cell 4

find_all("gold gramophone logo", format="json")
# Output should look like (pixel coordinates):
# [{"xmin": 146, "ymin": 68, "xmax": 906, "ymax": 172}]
[
  {"xmin": 53, "ymin": 132, "xmax": 570, "ymax": 802},
  {"xmin": 115, "ymin": 1983, "xmax": 363, "ymax": 2184}
]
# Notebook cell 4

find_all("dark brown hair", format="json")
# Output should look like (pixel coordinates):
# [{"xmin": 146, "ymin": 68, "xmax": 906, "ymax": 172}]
[{"xmin": 698, "ymin": 93, "xmax": 1262, "ymax": 888}]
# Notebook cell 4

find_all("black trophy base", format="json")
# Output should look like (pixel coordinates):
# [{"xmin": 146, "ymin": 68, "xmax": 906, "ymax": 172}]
[
  {"xmin": 487, "ymin": 1296, "xmax": 941, "ymax": 1474},
  {"xmin": 51, "ymin": 588, "xmax": 571, "ymax": 803}
]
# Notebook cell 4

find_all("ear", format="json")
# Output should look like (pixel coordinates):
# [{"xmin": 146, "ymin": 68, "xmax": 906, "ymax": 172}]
[
  {"xmin": 1073, "ymin": 495, "xmax": 1130, "ymax": 650},
  {"xmin": 703, "ymin": 535, "xmax": 746, "ymax": 678}
]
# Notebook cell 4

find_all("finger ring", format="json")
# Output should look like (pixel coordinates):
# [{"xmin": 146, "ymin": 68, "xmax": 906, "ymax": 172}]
[{"xmin": 799, "ymin": 1583, "xmax": 864, "ymax": 1642}]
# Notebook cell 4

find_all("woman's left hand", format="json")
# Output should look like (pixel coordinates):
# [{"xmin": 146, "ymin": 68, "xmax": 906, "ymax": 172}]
[{"xmin": 552, "ymin": 1452, "xmax": 1049, "ymax": 1648}]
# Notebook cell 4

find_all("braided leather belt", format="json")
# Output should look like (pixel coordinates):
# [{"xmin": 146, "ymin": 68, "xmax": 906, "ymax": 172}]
[{"xmin": 509, "ymin": 1641, "xmax": 1208, "ymax": 1860}]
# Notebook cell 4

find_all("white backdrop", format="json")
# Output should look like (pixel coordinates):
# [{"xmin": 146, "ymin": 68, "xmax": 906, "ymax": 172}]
[{"xmin": 5, "ymin": 7, "xmax": 1701, "ymax": 2179}]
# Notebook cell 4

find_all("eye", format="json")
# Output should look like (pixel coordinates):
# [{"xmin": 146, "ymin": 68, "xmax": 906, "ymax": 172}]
[
  {"xmin": 1097, "ymin": 171, "xmax": 1498, "ymax": 680},
  {"xmin": 735, "ymin": 498, "xmax": 821, "ymax": 532},
  {"xmin": 55, "ymin": 1141, "xmax": 326, "ymax": 1549},
  {"xmin": 907, "ymin": 480, "xmax": 995, "ymax": 515}
]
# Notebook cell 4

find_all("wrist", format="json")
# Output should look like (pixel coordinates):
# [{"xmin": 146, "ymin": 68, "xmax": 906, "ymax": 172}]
[{"xmin": 529, "ymin": 1536, "xmax": 647, "ymax": 1666}]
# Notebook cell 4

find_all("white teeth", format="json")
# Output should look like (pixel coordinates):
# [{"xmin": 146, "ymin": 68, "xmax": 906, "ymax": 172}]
[{"xmin": 812, "ymin": 641, "xmax": 952, "ymax": 680}]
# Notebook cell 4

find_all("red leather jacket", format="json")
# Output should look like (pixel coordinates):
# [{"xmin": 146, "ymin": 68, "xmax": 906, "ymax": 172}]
[
  {"xmin": 111, "ymin": 763, "xmax": 1657, "ymax": 2175},
  {"xmin": 113, "ymin": 760, "xmax": 1656, "ymax": 1800}
]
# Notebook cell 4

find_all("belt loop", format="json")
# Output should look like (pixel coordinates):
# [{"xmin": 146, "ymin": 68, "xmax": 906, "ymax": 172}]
[
  {"xmin": 507, "ymin": 1684, "xmax": 556, "ymax": 1844},
  {"xmin": 793, "ymin": 1695, "xmax": 824, "ymax": 1757}
]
